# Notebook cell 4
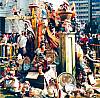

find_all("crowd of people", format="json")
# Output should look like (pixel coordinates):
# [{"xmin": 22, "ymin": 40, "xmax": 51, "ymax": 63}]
[
  {"xmin": 0, "ymin": 26, "xmax": 58, "ymax": 97},
  {"xmin": 0, "ymin": 1, "xmax": 100, "ymax": 98},
  {"xmin": 0, "ymin": 27, "xmax": 99, "ymax": 98},
  {"xmin": 75, "ymin": 32, "xmax": 100, "ymax": 88}
]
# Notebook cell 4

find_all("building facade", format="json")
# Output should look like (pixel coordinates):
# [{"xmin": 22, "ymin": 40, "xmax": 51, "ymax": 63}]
[
  {"xmin": 69, "ymin": 0, "xmax": 100, "ymax": 33},
  {"xmin": 0, "ymin": 0, "xmax": 100, "ymax": 33},
  {"xmin": 69, "ymin": 0, "xmax": 100, "ymax": 22},
  {"xmin": 0, "ymin": 0, "xmax": 36, "ymax": 34}
]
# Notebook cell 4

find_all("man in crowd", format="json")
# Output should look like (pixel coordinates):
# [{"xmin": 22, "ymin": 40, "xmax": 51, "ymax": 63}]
[{"xmin": 17, "ymin": 31, "xmax": 27, "ymax": 57}]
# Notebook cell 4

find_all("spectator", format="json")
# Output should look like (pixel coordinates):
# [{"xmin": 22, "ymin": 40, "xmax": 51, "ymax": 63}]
[
  {"xmin": 88, "ymin": 33, "xmax": 93, "ymax": 44},
  {"xmin": 88, "ymin": 33, "xmax": 93, "ymax": 49},
  {"xmin": 17, "ymin": 31, "xmax": 27, "ymax": 57},
  {"xmin": 80, "ymin": 34, "xmax": 88, "ymax": 44},
  {"xmin": 2, "ymin": 34, "xmax": 8, "ymax": 43},
  {"xmin": 79, "ymin": 34, "xmax": 88, "ymax": 54},
  {"xmin": 10, "ymin": 33, "xmax": 16, "ymax": 43},
  {"xmin": 85, "ymin": 47, "xmax": 100, "ymax": 75},
  {"xmin": 92, "ymin": 34, "xmax": 99, "ymax": 44}
]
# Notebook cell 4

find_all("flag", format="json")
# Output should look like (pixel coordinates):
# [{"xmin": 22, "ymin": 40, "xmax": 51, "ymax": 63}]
[{"xmin": 71, "ymin": 2, "xmax": 76, "ymax": 19}]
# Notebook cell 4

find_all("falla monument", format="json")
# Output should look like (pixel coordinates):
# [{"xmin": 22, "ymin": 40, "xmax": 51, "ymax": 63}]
[{"xmin": 56, "ymin": 0, "xmax": 76, "ymax": 74}]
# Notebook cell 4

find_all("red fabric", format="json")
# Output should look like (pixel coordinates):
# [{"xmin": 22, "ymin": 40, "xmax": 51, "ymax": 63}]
[
  {"xmin": 49, "ymin": 37, "xmax": 59, "ymax": 48},
  {"xmin": 38, "ymin": 20, "xmax": 42, "ymax": 48},
  {"xmin": 80, "ymin": 37, "xmax": 88, "ymax": 44}
]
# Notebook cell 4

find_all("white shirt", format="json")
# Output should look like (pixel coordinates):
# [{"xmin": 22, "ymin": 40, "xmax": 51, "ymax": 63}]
[{"xmin": 17, "ymin": 35, "xmax": 27, "ymax": 48}]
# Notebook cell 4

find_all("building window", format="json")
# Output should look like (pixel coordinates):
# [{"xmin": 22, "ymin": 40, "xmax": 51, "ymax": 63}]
[{"xmin": 92, "ymin": 9, "xmax": 100, "ymax": 11}]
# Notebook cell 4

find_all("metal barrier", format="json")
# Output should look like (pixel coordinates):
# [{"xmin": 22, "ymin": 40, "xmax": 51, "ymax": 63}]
[
  {"xmin": 79, "ymin": 43, "xmax": 100, "ymax": 60},
  {"xmin": 0, "ymin": 43, "xmax": 17, "ymax": 60},
  {"xmin": 91, "ymin": 44, "xmax": 100, "ymax": 60}
]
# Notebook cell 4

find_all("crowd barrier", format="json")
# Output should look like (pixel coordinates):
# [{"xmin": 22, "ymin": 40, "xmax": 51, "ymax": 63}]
[
  {"xmin": 79, "ymin": 43, "xmax": 100, "ymax": 60},
  {"xmin": 0, "ymin": 43, "xmax": 18, "ymax": 60},
  {"xmin": 91, "ymin": 44, "xmax": 100, "ymax": 60}
]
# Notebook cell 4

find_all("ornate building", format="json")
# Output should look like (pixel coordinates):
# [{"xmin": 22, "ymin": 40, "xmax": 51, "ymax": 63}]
[{"xmin": 0, "ymin": 0, "xmax": 36, "ymax": 34}]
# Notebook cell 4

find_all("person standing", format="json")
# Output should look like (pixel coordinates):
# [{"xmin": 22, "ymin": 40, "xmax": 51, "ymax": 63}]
[{"xmin": 17, "ymin": 31, "xmax": 27, "ymax": 57}]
